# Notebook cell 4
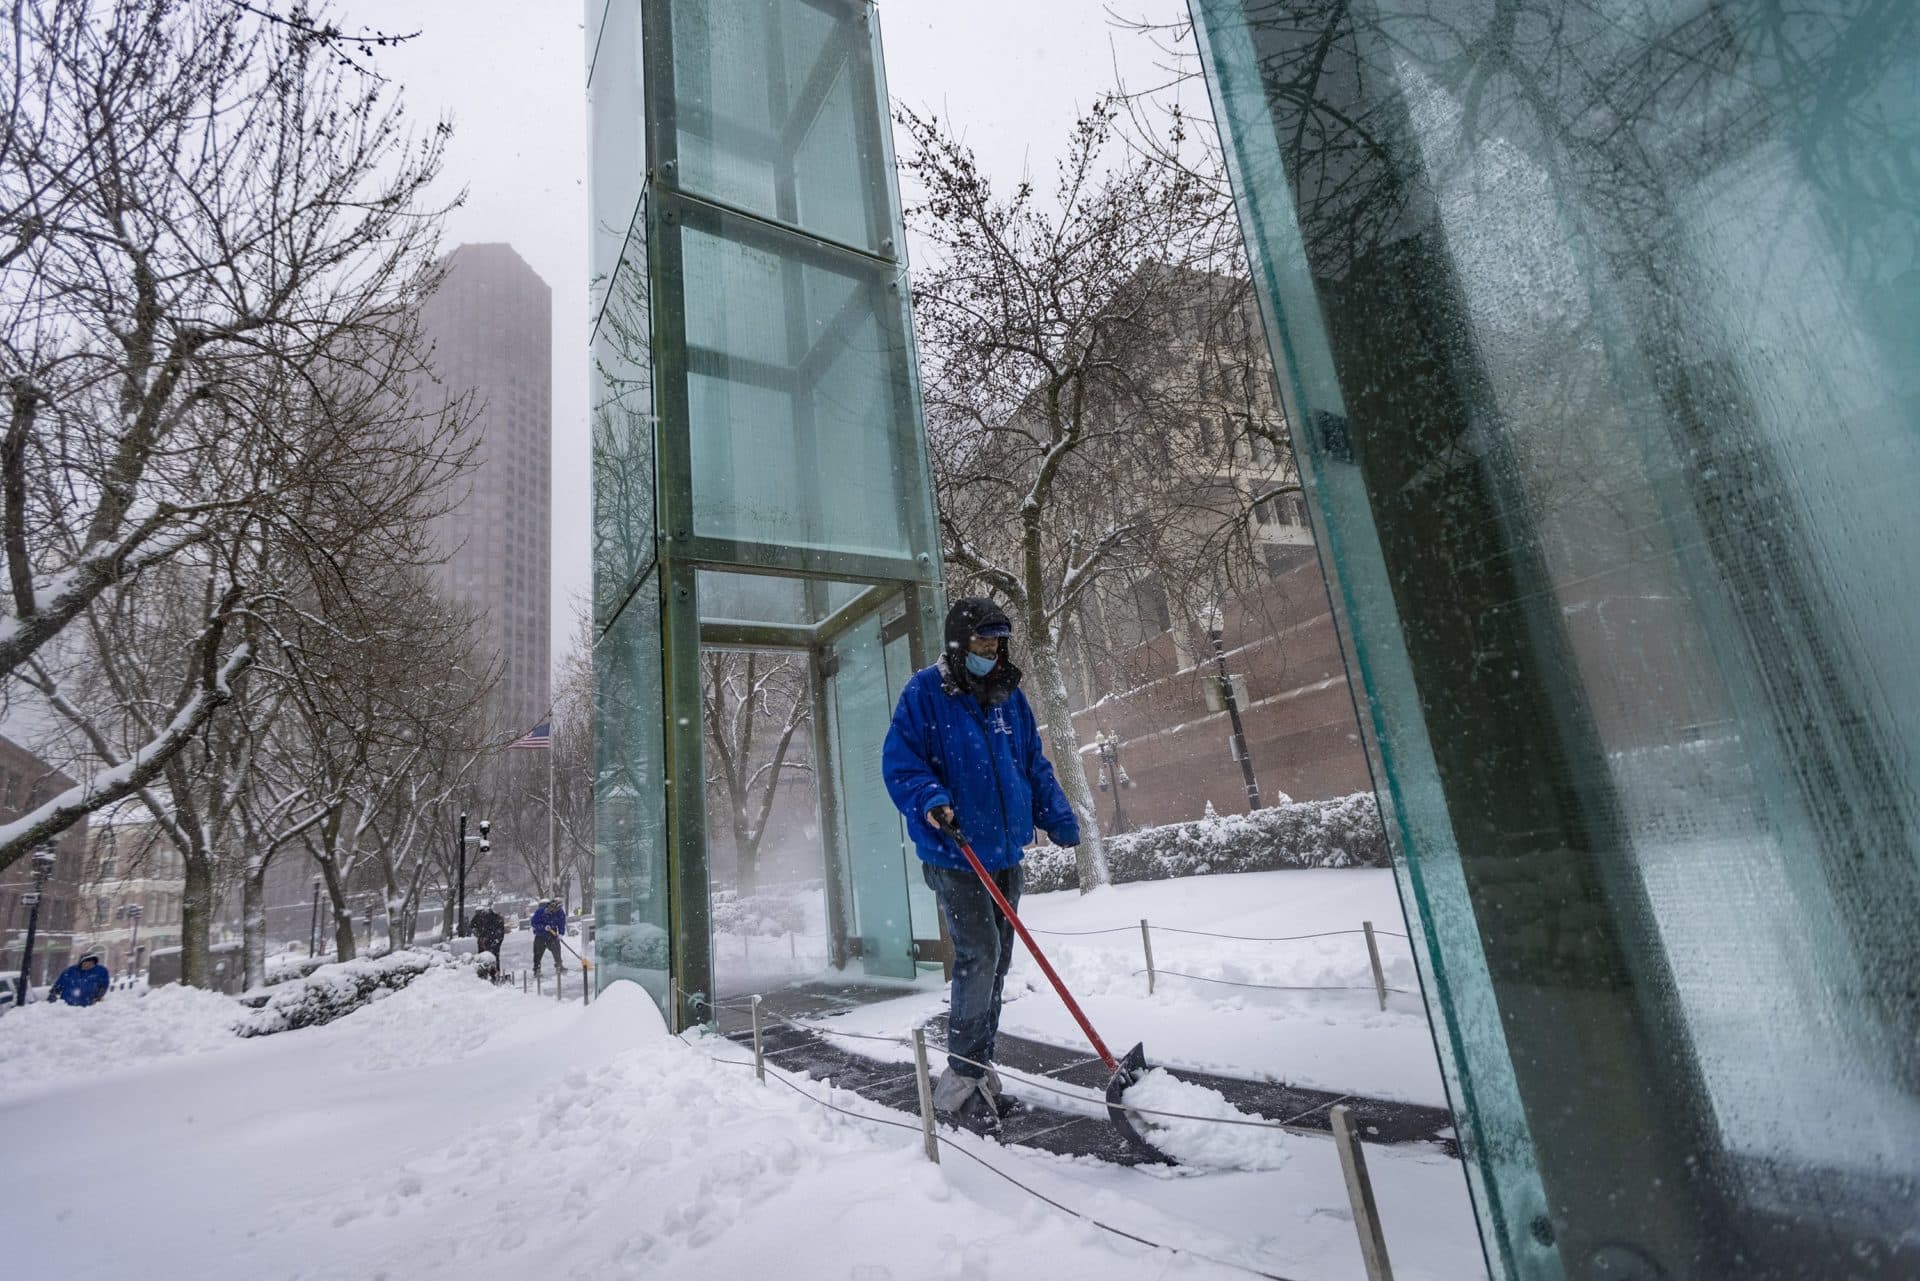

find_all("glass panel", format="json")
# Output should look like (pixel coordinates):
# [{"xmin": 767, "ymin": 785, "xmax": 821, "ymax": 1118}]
[
  {"xmin": 592, "ymin": 573, "xmax": 670, "ymax": 1010},
  {"xmin": 591, "ymin": 262, "xmax": 654, "ymax": 612},
  {"xmin": 882, "ymin": 624, "xmax": 941, "ymax": 949},
  {"xmin": 1192, "ymin": 1, "xmax": 1920, "ymax": 1278},
  {"xmin": 587, "ymin": 0, "xmax": 644, "ymax": 326},
  {"xmin": 697, "ymin": 571, "xmax": 866, "ymax": 629},
  {"xmin": 826, "ymin": 614, "xmax": 914, "ymax": 978},
  {"xmin": 668, "ymin": 0, "xmax": 887, "ymax": 253},
  {"xmin": 680, "ymin": 215, "xmax": 921, "ymax": 558}
]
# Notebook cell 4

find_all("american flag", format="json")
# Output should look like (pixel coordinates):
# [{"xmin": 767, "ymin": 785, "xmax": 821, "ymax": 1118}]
[{"xmin": 509, "ymin": 721, "xmax": 551, "ymax": 749}]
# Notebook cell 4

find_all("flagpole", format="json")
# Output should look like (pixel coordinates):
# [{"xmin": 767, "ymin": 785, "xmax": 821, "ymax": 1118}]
[{"xmin": 548, "ymin": 726, "xmax": 556, "ymax": 900}]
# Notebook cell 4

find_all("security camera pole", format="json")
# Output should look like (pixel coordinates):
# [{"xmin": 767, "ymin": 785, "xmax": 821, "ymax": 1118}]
[{"xmin": 456, "ymin": 812, "xmax": 468, "ymax": 936}]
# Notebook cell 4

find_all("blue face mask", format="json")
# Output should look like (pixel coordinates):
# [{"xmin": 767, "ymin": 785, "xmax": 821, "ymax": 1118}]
[{"xmin": 964, "ymin": 650, "xmax": 998, "ymax": 678}]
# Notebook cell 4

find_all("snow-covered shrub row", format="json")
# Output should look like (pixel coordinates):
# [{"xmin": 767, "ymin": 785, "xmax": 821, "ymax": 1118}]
[
  {"xmin": 592, "ymin": 922, "xmax": 670, "ymax": 975},
  {"xmin": 237, "ymin": 948, "xmax": 469, "ymax": 1037},
  {"xmin": 709, "ymin": 880, "xmax": 823, "ymax": 938},
  {"xmin": 262, "ymin": 952, "xmax": 330, "ymax": 987},
  {"xmin": 1023, "ymin": 792, "xmax": 1387, "ymax": 892}
]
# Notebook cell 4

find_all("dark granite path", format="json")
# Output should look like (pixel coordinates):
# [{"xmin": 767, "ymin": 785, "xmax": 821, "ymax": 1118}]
[{"xmin": 713, "ymin": 982, "xmax": 1457, "ymax": 1165}]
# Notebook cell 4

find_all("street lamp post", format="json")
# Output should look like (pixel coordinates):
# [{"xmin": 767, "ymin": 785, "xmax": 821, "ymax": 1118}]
[
  {"xmin": 1207, "ymin": 607, "xmax": 1263, "ymax": 811},
  {"xmin": 1094, "ymin": 730, "xmax": 1133, "ymax": 833},
  {"xmin": 457, "ymin": 815, "xmax": 490, "ymax": 938},
  {"xmin": 14, "ymin": 844, "xmax": 57, "ymax": 1006},
  {"xmin": 117, "ymin": 902, "xmax": 144, "ymax": 978},
  {"xmin": 308, "ymin": 876, "xmax": 322, "ymax": 957}
]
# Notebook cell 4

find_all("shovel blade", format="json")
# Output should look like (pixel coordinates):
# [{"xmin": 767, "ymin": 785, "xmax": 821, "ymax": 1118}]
[{"xmin": 1104, "ymin": 1042, "xmax": 1177, "ymax": 1166}]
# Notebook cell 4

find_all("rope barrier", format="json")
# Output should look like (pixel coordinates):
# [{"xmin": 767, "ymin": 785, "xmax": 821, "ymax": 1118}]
[
  {"xmin": 1140, "ymin": 968, "xmax": 1415, "ymax": 995},
  {"xmin": 672, "ymin": 1031, "xmax": 1303, "ymax": 1281},
  {"xmin": 1028, "ymin": 924, "xmax": 1411, "ymax": 943}
]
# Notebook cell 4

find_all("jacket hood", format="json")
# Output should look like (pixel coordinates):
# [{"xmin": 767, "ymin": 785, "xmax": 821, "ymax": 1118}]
[
  {"xmin": 943, "ymin": 597, "xmax": 1012, "ymax": 654},
  {"xmin": 941, "ymin": 597, "xmax": 1021, "ymax": 706}
]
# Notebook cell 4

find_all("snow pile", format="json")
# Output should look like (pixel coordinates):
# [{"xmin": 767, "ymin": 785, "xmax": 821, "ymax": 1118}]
[
  {"xmin": 237, "ymin": 947, "xmax": 465, "ymax": 1037},
  {"xmin": 1025, "ymin": 792, "xmax": 1387, "ymax": 891},
  {"xmin": 1122, "ymin": 1068, "xmax": 1292, "ymax": 1171},
  {"xmin": 0, "ymin": 984, "xmax": 243, "ymax": 1104}
]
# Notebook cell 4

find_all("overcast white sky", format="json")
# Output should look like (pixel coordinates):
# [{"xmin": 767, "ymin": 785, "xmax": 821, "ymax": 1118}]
[{"xmin": 332, "ymin": 0, "xmax": 1194, "ymax": 672}]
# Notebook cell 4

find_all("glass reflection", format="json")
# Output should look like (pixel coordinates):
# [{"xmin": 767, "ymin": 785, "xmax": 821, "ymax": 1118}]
[{"xmin": 1190, "ymin": 1, "xmax": 1920, "ymax": 1277}]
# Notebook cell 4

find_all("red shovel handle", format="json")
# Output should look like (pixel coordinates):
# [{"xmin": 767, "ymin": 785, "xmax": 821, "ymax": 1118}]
[{"xmin": 937, "ymin": 815, "xmax": 1119, "ymax": 1075}]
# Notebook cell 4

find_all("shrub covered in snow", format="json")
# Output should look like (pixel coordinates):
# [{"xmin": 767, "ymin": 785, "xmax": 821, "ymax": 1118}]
[
  {"xmin": 262, "ymin": 952, "xmax": 330, "ymax": 987},
  {"xmin": 592, "ymin": 921, "xmax": 670, "ymax": 974},
  {"xmin": 237, "ymin": 949, "xmax": 466, "ymax": 1037},
  {"xmin": 710, "ymin": 881, "xmax": 823, "ymax": 937},
  {"xmin": 1023, "ymin": 792, "xmax": 1386, "ymax": 892}
]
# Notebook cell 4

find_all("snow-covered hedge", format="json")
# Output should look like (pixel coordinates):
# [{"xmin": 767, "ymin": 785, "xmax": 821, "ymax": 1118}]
[
  {"xmin": 710, "ymin": 881, "xmax": 822, "ymax": 938},
  {"xmin": 237, "ymin": 949, "xmax": 466, "ymax": 1037},
  {"xmin": 592, "ymin": 922, "xmax": 670, "ymax": 974},
  {"xmin": 1023, "ymin": 792, "xmax": 1387, "ymax": 893},
  {"xmin": 262, "ymin": 952, "xmax": 329, "ymax": 987}
]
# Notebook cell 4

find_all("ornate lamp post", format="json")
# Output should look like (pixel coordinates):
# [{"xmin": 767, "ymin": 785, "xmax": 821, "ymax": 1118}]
[
  {"xmin": 1206, "ymin": 606, "xmax": 1263, "ymax": 811},
  {"xmin": 1094, "ymin": 729, "xmax": 1133, "ymax": 833},
  {"xmin": 14, "ymin": 844, "xmax": 57, "ymax": 1005}
]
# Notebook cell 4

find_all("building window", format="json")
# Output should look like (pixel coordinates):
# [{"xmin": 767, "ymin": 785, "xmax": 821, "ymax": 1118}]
[{"xmin": 95, "ymin": 896, "xmax": 110, "ymax": 926}]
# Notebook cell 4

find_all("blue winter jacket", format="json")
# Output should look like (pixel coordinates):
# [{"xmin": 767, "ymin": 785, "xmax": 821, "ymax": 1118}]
[
  {"xmin": 51, "ymin": 961, "xmax": 109, "ymax": 1006},
  {"xmin": 883, "ymin": 664, "xmax": 1080, "ymax": 872},
  {"xmin": 531, "ymin": 903, "xmax": 566, "ymax": 938}
]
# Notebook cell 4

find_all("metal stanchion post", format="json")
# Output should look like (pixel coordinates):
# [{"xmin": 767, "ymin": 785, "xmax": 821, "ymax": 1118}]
[
  {"xmin": 1363, "ymin": 921, "xmax": 1387, "ymax": 1011},
  {"xmin": 1331, "ymin": 1104, "xmax": 1394, "ymax": 1281},
  {"xmin": 1140, "ymin": 918, "xmax": 1155, "ymax": 995},
  {"xmin": 750, "ymin": 995, "xmax": 766, "ymax": 1084},
  {"xmin": 911, "ymin": 1026, "xmax": 940, "ymax": 1165}
]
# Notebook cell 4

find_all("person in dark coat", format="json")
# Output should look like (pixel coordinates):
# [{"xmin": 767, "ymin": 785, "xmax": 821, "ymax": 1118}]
[
  {"xmin": 51, "ymin": 954, "xmax": 110, "ymax": 1006},
  {"xmin": 882, "ymin": 597, "xmax": 1080, "ymax": 1135},
  {"xmin": 530, "ymin": 898, "xmax": 567, "ymax": 977},
  {"xmin": 469, "ymin": 905, "xmax": 507, "ymax": 979}
]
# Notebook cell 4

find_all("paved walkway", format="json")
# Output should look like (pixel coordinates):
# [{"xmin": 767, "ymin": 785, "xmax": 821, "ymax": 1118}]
[{"xmin": 715, "ymin": 982, "xmax": 1457, "ymax": 1166}]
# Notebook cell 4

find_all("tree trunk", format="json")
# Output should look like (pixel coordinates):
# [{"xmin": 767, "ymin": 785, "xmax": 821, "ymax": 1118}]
[
  {"xmin": 180, "ymin": 853, "xmax": 216, "ymax": 986},
  {"xmin": 332, "ymin": 905, "xmax": 356, "ymax": 962},
  {"xmin": 1024, "ymin": 634, "xmax": 1110, "ymax": 891},
  {"xmin": 242, "ymin": 864, "xmax": 267, "ymax": 988}
]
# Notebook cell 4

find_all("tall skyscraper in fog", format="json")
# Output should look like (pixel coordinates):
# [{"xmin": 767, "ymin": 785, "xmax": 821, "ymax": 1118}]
[{"xmin": 419, "ymin": 243, "xmax": 552, "ymax": 729}]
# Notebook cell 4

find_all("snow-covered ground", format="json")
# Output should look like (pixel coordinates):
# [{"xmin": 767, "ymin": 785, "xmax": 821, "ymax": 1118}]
[
  {"xmin": 3, "ymin": 870, "xmax": 1483, "ymax": 1281},
  {"xmin": 818, "ymin": 868, "xmax": 1444, "ymax": 1106}
]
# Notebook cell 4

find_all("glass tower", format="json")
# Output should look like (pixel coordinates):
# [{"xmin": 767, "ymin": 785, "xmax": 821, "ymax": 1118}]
[
  {"xmin": 588, "ymin": 0, "xmax": 944, "ymax": 1030},
  {"xmin": 1188, "ymin": 1, "xmax": 1920, "ymax": 1278}
]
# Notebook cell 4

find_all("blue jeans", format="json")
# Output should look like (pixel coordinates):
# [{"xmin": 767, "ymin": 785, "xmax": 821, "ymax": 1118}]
[{"xmin": 923, "ymin": 860, "xmax": 1023, "ymax": 1079}]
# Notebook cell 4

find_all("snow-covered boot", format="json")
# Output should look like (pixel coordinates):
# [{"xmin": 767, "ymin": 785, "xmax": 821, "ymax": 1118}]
[
  {"xmin": 933, "ymin": 1071, "xmax": 1001, "ymax": 1136},
  {"xmin": 977, "ymin": 1065, "xmax": 1022, "ymax": 1119}
]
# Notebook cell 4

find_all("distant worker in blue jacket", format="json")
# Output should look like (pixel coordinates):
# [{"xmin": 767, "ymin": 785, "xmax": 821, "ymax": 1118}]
[
  {"xmin": 531, "ymin": 899, "xmax": 567, "ymax": 979},
  {"xmin": 51, "ymin": 953, "xmax": 110, "ymax": 1006},
  {"xmin": 883, "ymin": 597, "xmax": 1080, "ymax": 1135}
]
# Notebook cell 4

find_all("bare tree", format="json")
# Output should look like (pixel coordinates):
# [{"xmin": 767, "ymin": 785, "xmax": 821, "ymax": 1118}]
[
  {"xmin": 701, "ymin": 650, "xmax": 810, "ymax": 895},
  {"xmin": 0, "ymin": 0, "xmax": 457, "ymax": 870},
  {"xmin": 901, "ymin": 99, "xmax": 1283, "ymax": 889}
]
